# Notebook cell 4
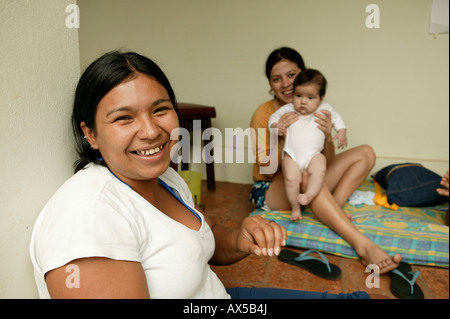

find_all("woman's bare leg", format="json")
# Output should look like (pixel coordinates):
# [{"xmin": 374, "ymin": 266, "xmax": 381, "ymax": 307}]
[
  {"xmin": 325, "ymin": 145, "xmax": 376, "ymax": 207},
  {"xmin": 308, "ymin": 184, "xmax": 401, "ymax": 274},
  {"xmin": 265, "ymin": 178, "xmax": 291, "ymax": 211}
]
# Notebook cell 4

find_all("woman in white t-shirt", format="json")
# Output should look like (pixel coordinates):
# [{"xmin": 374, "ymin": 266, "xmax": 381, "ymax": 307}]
[{"xmin": 30, "ymin": 51, "xmax": 371, "ymax": 299}]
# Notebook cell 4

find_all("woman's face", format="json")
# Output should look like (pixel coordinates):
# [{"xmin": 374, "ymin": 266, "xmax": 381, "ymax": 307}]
[
  {"xmin": 82, "ymin": 73, "xmax": 179, "ymax": 188},
  {"xmin": 269, "ymin": 59, "xmax": 302, "ymax": 106}
]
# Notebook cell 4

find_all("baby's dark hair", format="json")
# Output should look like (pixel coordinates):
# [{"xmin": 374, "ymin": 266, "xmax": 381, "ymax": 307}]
[{"xmin": 293, "ymin": 69, "xmax": 327, "ymax": 97}]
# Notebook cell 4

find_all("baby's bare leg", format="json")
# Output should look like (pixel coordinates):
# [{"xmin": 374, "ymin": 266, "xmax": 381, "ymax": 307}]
[
  {"xmin": 298, "ymin": 154, "xmax": 327, "ymax": 206},
  {"xmin": 282, "ymin": 154, "xmax": 303, "ymax": 220}
]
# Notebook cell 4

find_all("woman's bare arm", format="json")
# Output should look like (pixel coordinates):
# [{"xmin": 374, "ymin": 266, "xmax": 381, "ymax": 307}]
[{"xmin": 45, "ymin": 257, "xmax": 150, "ymax": 299}]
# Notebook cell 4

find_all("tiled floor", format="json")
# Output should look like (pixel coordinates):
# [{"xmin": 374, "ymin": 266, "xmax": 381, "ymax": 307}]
[{"xmin": 202, "ymin": 181, "xmax": 449, "ymax": 299}]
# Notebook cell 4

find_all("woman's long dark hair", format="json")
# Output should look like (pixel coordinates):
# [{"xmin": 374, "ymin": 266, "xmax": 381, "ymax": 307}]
[{"xmin": 71, "ymin": 51, "xmax": 177, "ymax": 173}]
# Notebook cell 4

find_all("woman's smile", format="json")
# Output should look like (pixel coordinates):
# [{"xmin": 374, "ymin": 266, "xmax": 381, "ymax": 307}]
[
  {"xmin": 131, "ymin": 142, "xmax": 167, "ymax": 158},
  {"xmin": 281, "ymin": 89, "xmax": 294, "ymax": 100}
]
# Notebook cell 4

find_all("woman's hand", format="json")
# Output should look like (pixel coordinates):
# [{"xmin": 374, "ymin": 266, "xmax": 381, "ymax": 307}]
[
  {"xmin": 276, "ymin": 112, "xmax": 299, "ymax": 136},
  {"xmin": 237, "ymin": 215, "xmax": 287, "ymax": 257},
  {"xmin": 315, "ymin": 109, "xmax": 335, "ymax": 164},
  {"xmin": 437, "ymin": 170, "xmax": 449, "ymax": 197},
  {"xmin": 314, "ymin": 109, "xmax": 332, "ymax": 142},
  {"xmin": 208, "ymin": 215, "xmax": 287, "ymax": 265}
]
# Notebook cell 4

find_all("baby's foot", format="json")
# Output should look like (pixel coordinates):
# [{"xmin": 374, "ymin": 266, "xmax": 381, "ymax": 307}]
[
  {"xmin": 297, "ymin": 193, "xmax": 313, "ymax": 206},
  {"xmin": 290, "ymin": 209, "xmax": 302, "ymax": 221}
]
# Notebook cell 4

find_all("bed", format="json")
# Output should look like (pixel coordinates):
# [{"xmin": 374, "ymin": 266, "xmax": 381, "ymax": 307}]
[{"xmin": 250, "ymin": 179, "xmax": 449, "ymax": 268}]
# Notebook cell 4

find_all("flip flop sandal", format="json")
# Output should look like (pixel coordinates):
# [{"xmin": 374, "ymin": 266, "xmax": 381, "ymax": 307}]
[
  {"xmin": 278, "ymin": 249, "xmax": 342, "ymax": 281},
  {"xmin": 390, "ymin": 262, "xmax": 424, "ymax": 299}
]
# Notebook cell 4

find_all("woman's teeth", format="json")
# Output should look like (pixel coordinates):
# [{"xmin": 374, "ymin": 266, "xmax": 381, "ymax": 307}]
[{"xmin": 136, "ymin": 146, "xmax": 163, "ymax": 156}]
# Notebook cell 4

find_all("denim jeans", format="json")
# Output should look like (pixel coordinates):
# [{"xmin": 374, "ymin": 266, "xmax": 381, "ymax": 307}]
[{"xmin": 226, "ymin": 287, "xmax": 370, "ymax": 299}]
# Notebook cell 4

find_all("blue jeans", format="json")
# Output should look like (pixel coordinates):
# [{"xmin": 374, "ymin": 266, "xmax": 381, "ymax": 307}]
[{"xmin": 226, "ymin": 287, "xmax": 370, "ymax": 299}]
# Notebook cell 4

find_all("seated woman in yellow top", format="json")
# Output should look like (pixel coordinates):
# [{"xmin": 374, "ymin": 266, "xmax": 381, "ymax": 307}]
[{"xmin": 249, "ymin": 47, "xmax": 402, "ymax": 274}]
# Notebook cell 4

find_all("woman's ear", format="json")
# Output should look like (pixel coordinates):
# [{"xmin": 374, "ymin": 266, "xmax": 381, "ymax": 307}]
[{"xmin": 80, "ymin": 122, "xmax": 97, "ymax": 150}]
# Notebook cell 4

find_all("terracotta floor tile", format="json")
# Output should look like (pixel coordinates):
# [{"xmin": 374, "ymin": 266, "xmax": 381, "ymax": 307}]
[
  {"xmin": 416, "ymin": 266, "xmax": 449, "ymax": 299},
  {"xmin": 211, "ymin": 254, "xmax": 269, "ymax": 284}
]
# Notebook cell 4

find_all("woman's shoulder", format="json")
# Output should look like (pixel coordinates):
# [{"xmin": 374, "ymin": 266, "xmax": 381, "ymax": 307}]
[
  {"xmin": 36, "ymin": 164, "xmax": 117, "ymax": 220},
  {"xmin": 31, "ymin": 163, "xmax": 141, "ymax": 244},
  {"xmin": 54, "ymin": 164, "xmax": 114, "ymax": 200},
  {"xmin": 251, "ymin": 100, "xmax": 275, "ymax": 127},
  {"xmin": 255, "ymin": 100, "xmax": 275, "ymax": 113}
]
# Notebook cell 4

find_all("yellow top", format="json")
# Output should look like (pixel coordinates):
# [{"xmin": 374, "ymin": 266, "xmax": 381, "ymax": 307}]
[{"xmin": 250, "ymin": 100, "xmax": 284, "ymax": 182}]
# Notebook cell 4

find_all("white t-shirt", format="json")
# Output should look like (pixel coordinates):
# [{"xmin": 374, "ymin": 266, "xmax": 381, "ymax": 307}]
[{"xmin": 29, "ymin": 164, "xmax": 229, "ymax": 299}]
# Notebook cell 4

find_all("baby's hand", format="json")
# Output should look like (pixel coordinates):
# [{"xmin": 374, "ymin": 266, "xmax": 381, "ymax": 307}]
[{"xmin": 333, "ymin": 129, "xmax": 348, "ymax": 149}]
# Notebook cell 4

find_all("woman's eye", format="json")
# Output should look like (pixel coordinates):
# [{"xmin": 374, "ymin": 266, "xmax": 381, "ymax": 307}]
[
  {"xmin": 155, "ymin": 106, "xmax": 170, "ymax": 113},
  {"xmin": 114, "ymin": 116, "xmax": 132, "ymax": 122}
]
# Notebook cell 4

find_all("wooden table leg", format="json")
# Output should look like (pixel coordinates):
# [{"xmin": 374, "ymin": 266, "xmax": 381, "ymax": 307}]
[{"xmin": 203, "ymin": 118, "xmax": 215, "ymax": 190}]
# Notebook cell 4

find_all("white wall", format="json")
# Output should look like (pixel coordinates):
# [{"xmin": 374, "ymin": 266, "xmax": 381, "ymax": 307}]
[
  {"xmin": 0, "ymin": 0, "xmax": 80, "ymax": 298},
  {"xmin": 77, "ymin": 0, "xmax": 449, "ymax": 183}
]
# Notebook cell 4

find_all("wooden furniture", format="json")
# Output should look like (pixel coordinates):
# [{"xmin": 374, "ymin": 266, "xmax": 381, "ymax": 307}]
[{"xmin": 172, "ymin": 102, "xmax": 217, "ymax": 190}]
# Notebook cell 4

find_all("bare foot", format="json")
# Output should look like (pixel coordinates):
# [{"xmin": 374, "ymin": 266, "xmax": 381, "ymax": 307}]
[
  {"xmin": 290, "ymin": 209, "xmax": 302, "ymax": 221},
  {"xmin": 357, "ymin": 242, "xmax": 402, "ymax": 275},
  {"xmin": 297, "ymin": 193, "xmax": 313, "ymax": 206}
]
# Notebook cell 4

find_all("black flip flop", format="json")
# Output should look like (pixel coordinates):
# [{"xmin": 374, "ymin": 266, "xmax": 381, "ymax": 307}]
[
  {"xmin": 278, "ymin": 249, "xmax": 342, "ymax": 281},
  {"xmin": 390, "ymin": 262, "xmax": 424, "ymax": 299}
]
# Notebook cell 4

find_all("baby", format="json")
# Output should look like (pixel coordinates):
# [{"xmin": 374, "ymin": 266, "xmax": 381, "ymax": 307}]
[{"xmin": 269, "ymin": 69, "xmax": 347, "ymax": 220}]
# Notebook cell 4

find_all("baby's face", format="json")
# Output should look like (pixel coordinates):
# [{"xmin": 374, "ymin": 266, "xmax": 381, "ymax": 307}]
[{"xmin": 292, "ymin": 84, "xmax": 323, "ymax": 116}]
